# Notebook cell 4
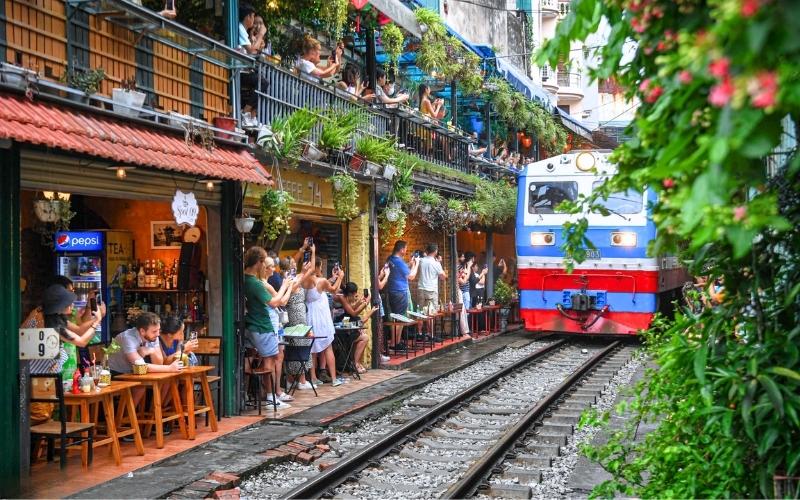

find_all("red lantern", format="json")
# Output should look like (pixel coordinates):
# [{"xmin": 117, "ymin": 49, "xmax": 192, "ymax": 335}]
[
  {"xmin": 377, "ymin": 13, "xmax": 391, "ymax": 25},
  {"xmin": 351, "ymin": 0, "xmax": 368, "ymax": 9},
  {"xmin": 522, "ymin": 137, "xmax": 532, "ymax": 149}
]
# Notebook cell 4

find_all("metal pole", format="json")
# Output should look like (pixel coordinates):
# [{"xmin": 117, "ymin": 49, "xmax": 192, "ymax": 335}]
[
  {"xmin": 0, "ymin": 144, "xmax": 21, "ymax": 496},
  {"xmin": 484, "ymin": 102, "xmax": 492, "ymax": 160},
  {"xmin": 450, "ymin": 80, "xmax": 458, "ymax": 125},
  {"xmin": 369, "ymin": 183, "xmax": 383, "ymax": 368},
  {"xmin": 486, "ymin": 230, "xmax": 494, "ymax": 299},
  {"xmin": 365, "ymin": 27, "xmax": 377, "ymax": 96},
  {"xmin": 221, "ymin": 180, "xmax": 239, "ymax": 416}
]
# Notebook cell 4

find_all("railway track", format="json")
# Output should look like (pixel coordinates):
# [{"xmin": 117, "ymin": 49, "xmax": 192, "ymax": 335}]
[{"xmin": 281, "ymin": 339, "xmax": 632, "ymax": 499}]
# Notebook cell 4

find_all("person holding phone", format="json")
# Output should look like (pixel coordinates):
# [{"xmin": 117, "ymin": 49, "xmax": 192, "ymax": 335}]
[
  {"xmin": 385, "ymin": 240, "xmax": 419, "ymax": 351},
  {"xmin": 304, "ymin": 257, "xmax": 346, "ymax": 386},
  {"xmin": 373, "ymin": 68, "xmax": 410, "ymax": 108},
  {"xmin": 297, "ymin": 35, "xmax": 341, "ymax": 81},
  {"xmin": 419, "ymin": 84, "xmax": 445, "ymax": 120},
  {"xmin": 154, "ymin": 316, "xmax": 198, "ymax": 367},
  {"xmin": 417, "ymin": 243, "xmax": 447, "ymax": 311}
]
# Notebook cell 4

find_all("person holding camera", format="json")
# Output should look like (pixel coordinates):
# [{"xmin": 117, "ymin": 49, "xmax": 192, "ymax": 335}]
[
  {"xmin": 304, "ymin": 257, "xmax": 346, "ymax": 386},
  {"xmin": 417, "ymin": 243, "xmax": 447, "ymax": 310},
  {"xmin": 385, "ymin": 240, "xmax": 419, "ymax": 351}
]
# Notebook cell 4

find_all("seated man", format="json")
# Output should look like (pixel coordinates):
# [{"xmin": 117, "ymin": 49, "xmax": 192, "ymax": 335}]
[
  {"xmin": 333, "ymin": 282, "xmax": 375, "ymax": 374},
  {"xmin": 108, "ymin": 312, "xmax": 183, "ymax": 410}
]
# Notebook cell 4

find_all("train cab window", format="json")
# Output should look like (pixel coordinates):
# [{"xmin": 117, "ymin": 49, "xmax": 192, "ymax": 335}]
[
  {"xmin": 592, "ymin": 181, "xmax": 644, "ymax": 214},
  {"xmin": 528, "ymin": 182, "xmax": 578, "ymax": 214}
]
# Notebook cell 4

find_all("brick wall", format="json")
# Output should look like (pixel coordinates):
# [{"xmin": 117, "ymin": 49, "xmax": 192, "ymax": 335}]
[{"xmin": 347, "ymin": 185, "xmax": 372, "ymax": 365}]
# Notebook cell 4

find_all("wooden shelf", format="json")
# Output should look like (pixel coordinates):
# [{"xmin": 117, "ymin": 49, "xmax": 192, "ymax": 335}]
[{"xmin": 124, "ymin": 288, "xmax": 204, "ymax": 293}]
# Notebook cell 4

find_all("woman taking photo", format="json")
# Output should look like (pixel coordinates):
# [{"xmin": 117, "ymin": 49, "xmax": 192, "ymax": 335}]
[
  {"xmin": 304, "ymin": 258, "xmax": 345, "ymax": 387},
  {"xmin": 333, "ymin": 282, "xmax": 375, "ymax": 374},
  {"xmin": 419, "ymin": 84, "xmax": 445, "ymax": 120}
]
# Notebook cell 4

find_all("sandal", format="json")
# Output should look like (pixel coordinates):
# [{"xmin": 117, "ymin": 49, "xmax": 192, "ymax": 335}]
[{"xmin": 356, "ymin": 364, "xmax": 367, "ymax": 374}]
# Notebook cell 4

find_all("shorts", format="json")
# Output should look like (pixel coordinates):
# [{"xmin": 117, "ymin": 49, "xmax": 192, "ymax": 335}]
[
  {"xmin": 246, "ymin": 329, "xmax": 279, "ymax": 357},
  {"xmin": 388, "ymin": 291, "xmax": 409, "ymax": 317},
  {"xmin": 419, "ymin": 289, "xmax": 438, "ymax": 308}
]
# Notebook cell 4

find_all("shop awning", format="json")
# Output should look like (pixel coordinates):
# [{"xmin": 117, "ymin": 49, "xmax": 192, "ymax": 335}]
[
  {"xmin": 370, "ymin": 0, "xmax": 422, "ymax": 38},
  {"xmin": 555, "ymin": 107, "xmax": 594, "ymax": 142},
  {"xmin": 0, "ymin": 94, "xmax": 272, "ymax": 185},
  {"xmin": 471, "ymin": 44, "xmax": 552, "ymax": 108}
]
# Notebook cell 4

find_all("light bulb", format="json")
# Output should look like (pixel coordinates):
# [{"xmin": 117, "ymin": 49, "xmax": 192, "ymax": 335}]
[
  {"xmin": 206, "ymin": 181, "xmax": 215, "ymax": 191},
  {"xmin": 42, "ymin": 191, "xmax": 55, "ymax": 200},
  {"xmin": 57, "ymin": 192, "xmax": 71, "ymax": 201},
  {"xmin": 116, "ymin": 167, "xmax": 127, "ymax": 179}
]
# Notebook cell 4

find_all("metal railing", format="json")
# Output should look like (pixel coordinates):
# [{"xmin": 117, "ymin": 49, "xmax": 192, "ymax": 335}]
[
  {"xmin": 541, "ymin": 0, "xmax": 559, "ymax": 13},
  {"xmin": 254, "ymin": 61, "xmax": 470, "ymax": 173},
  {"xmin": 559, "ymin": 1, "xmax": 571, "ymax": 17},
  {"xmin": 557, "ymin": 71, "xmax": 582, "ymax": 88}
]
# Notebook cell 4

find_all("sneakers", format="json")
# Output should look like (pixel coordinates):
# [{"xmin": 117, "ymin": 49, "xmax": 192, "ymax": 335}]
[
  {"xmin": 331, "ymin": 378, "xmax": 343, "ymax": 387},
  {"xmin": 278, "ymin": 392, "xmax": 295, "ymax": 402},
  {"xmin": 318, "ymin": 372, "xmax": 332, "ymax": 383},
  {"xmin": 296, "ymin": 381, "xmax": 314, "ymax": 390},
  {"xmin": 393, "ymin": 343, "xmax": 407, "ymax": 352},
  {"xmin": 380, "ymin": 355, "xmax": 391, "ymax": 363},
  {"xmin": 264, "ymin": 398, "xmax": 291, "ymax": 409}
]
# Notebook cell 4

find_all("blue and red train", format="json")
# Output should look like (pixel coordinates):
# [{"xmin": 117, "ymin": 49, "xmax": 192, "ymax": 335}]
[{"xmin": 515, "ymin": 151, "xmax": 687, "ymax": 335}]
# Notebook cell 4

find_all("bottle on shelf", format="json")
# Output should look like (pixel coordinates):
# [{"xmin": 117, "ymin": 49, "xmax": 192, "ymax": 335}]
[
  {"xmin": 133, "ymin": 293, "xmax": 142, "ymax": 309},
  {"xmin": 137, "ymin": 263, "xmax": 146, "ymax": 288},
  {"xmin": 191, "ymin": 295, "xmax": 199, "ymax": 322},
  {"xmin": 142, "ymin": 294, "xmax": 150, "ymax": 312},
  {"xmin": 164, "ymin": 295, "xmax": 174, "ymax": 315},
  {"xmin": 172, "ymin": 259, "xmax": 179, "ymax": 290},
  {"xmin": 154, "ymin": 297, "xmax": 162, "ymax": 315}
]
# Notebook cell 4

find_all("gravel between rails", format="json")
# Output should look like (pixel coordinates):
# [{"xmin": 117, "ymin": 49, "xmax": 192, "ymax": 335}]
[
  {"xmin": 240, "ymin": 339, "xmax": 558, "ymax": 499},
  {"xmin": 478, "ymin": 348, "xmax": 644, "ymax": 500}
]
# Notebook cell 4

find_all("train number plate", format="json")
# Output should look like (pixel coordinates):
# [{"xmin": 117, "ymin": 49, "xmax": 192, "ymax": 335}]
[{"xmin": 585, "ymin": 249, "xmax": 601, "ymax": 260}]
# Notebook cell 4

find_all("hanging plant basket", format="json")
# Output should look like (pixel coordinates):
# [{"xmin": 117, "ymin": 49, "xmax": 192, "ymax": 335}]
[
  {"xmin": 388, "ymin": 200, "xmax": 402, "ymax": 211},
  {"xmin": 234, "ymin": 215, "xmax": 256, "ymax": 234},
  {"xmin": 349, "ymin": 153, "xmax": 366, "ymax": 172},
  {"xmin": 302, "ymin": 141, "xmax": 326, "ymax": 162},
  {"xmin": 382, "ymin": 164, "xmax": 397, "ymax": 180},
  {"xmin": 329, "ymin": 173, "xmax": 360, "ymax": 221}
]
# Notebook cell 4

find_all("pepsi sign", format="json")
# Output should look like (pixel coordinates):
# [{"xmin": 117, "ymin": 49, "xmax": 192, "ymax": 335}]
[{"xmin": 54, "ymin": 231, "xmax": 104, "ymax": 252}]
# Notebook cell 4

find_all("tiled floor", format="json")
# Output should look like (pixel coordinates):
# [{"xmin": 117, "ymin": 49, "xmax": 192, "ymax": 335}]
[
  {"xmin": 381, "ymin": 334, "xmax": 472, "ymax": 367},
  {"xmin": 22, "ymin": 368, "xmax": 406, "ymax": 498}
]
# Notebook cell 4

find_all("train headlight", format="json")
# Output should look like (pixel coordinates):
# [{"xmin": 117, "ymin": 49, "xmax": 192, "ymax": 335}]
[
  {"xmin": 575, "ymin": 152, "xmax": 596, "ymax": 171},
  {"xmin": 531, "ymin": 232, "xmax": 555, "ymax": 246},
  {"xmin": 611, "ymin": 231, "xmax": 637, "ymax": 247}
]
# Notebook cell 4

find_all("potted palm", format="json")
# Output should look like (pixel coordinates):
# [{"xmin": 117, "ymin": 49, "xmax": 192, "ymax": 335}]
[
  {"xmin": 112, "ymin": 76, "xmax": 146, "ymax": 118},
  {"xmin": 318, "ymin": 109, "xmax": 367, "ymax": 169},
  {"xmin": 260, "ymin": 108, "xmax": 317, "ymax": 164}
]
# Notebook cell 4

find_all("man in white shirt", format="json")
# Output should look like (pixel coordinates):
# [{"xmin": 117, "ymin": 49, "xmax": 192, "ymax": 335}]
[{"xmin": 417, "ymin": 243, "xmax": 447, "ymax": 310}]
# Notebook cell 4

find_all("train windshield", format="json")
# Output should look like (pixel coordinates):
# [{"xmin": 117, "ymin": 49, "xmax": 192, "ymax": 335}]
[
  {"xmin": 528, "ymin": 182, "xmax": 579, "ymax": 214},
  {"xmin": 592, "ymin": 181, "xmax": 644, "ymax": 214}
]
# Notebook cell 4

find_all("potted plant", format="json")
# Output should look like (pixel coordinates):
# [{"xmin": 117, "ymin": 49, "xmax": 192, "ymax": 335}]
[
  {"xmin": 33, "ymin": 194, "xmax": 76, "ymax": 246},
  {"xmin": 418, "ymin": 189, "xmax": 443, "ymax": 214},
  {"xmin": 355, "ymin": 135, "xmax": 397, "ymax": 172},
  {"xmin": 261, "ymin": 108, "xmax": 317, "ymax": 164},
  {"xmin": 235, "ymin": 213, "xmax": 256, "ymax": 233},
  {"xmin": 259, "ymin": 189, "xmax": 293, "ymax": 242},
  {"xmin": 380, "ymin": 23, "xmax": 405, "ymax": 77},
  {"xmin": 112, "ymin": 76, "xmax": 146, "ymax": 118},
  {"xmin": 379, "ymin": 203, "xmax": 407, "ymax": 240},
  {"xmin": 318, "ymin": 109, "xmax": 367, "ymax": 166},
  {"xmin": 493, "ymin": 279, "xmax": 514, "ymax": 331},
  {"xmin": 329, "ymin": 173, "xmax": 360, "ymax": 221},
  {"xmin": 61, "ymin": 67, "xmax": 105, "ymax": 103}
]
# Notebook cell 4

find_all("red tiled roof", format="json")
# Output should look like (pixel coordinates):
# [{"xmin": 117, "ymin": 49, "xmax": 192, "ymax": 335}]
[{"xmin": 0, "ymin": 93, "xmax": 272, "ymax": 185}]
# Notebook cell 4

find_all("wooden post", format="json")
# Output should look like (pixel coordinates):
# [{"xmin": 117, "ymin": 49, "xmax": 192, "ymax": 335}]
[{"xmin": 369, "ymin": 183, "xmax": 383, "ymax": 367}]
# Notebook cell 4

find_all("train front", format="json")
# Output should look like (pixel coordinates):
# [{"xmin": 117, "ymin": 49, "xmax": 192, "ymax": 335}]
[{"xmin": 515, "ymin": 151, "xmax": 657, "ymax": 335}]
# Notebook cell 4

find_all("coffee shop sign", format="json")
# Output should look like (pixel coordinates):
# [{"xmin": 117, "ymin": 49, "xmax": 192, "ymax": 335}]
[{"xmin": 172, "ymin": 190, "xmax": 199, "ymax": 226}]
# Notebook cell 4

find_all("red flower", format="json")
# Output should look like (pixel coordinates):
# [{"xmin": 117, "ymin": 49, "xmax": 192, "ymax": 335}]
[
  {"xmin": 678, "ymin": 70, "xmax": 693, "ymax": 84},
  {"xmin": 630, "ymin": 16, "xmax": 646, "ymax": 33},
  {"xmin": 733, "ymin": 206, "xmax": 747, "ymax": 222},
  {"xmin": 644, "ymin": 85, "xmax": 664, "ymax": 103},
  {"xmin": 741, "ymin": 0, "xmax": 760, "ymax": 17},
  {"xmin": 749, "ymin": 71, "xmax": 778, "ymax": 108},
  {"xmin": 709, "ymin": 77, "xmax": 735, "ymax": 107},
  {"xmin": 708, "ymin": 58, "xmax": 731, "ymax": 79},
  {"xmin": 656, "ymin": 41, "xmax": 667, "ymax": 52},
  {"xmin": 662, "ymin": 178, "xmax": 675, "ymax": 189}
]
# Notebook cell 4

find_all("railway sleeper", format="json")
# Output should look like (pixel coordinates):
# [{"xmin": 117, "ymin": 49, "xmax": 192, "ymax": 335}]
[
  {"xmin": 478, "ymin": 398, "xmax": 536, "ymax": 408},
  {"xmin": 399, "ymin": 448, "xmax": 479, "ymax": 463},
  {"xmin": 430, "ymin": 428, "xmax": 501, "ymax": 440},
  {"xmin": 572, "ymin": 388, "xmax": 602, "ymax": 397},
  {"xmin": 468, "ymin": 406, "xmax": 526, "ymax": 415},
  {"xmin": 563, "ymin": 394, "xmax": 597, "ymax": 404},
  {"xmin": 351, "ymin": 477, "xmax": 432, "ymax": 493},
  {"xmin": 539, "ymin": 422, "xmax": 575, "ymax": 434},
  {"xmin": 533, "ymin": 432, "xmax": 570, "ymax": 446},
  {"xmin": 456, "ymin": 411, "xmax": 518, "ymax": 423},
  {"xmin": 488, "ymin": 483, "xmax": 534, "ymax": 499},
  {"xmin": 547, "ymin": 413, "xmax": 582, "ymax": 425},
  {"xmin": 557, "ymin": 401, "xmax": 592, "ymax": 411},
  {"xmin": 514, "ymin": 453, "xmax": 553, "ymax": 468},
  {"xmin": 414, "ymin": 438, "xmax": 489, "ymax": 451},
  {"xmin": 503, "ymin": 466, "xmax": 544, "ymax": 484}
]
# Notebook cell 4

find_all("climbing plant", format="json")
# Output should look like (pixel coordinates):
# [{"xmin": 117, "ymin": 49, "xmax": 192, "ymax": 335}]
[
  {"xmin": 540, "ymin": 0, "xmax": 800, "ymax": 497},
  {"xmin": 380, "ymin": 23, "xmax": 405, "ymax": 77}
]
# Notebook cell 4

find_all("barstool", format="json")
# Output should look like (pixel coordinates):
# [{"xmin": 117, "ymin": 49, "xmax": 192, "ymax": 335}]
[{"xmin": 244, "ymin": 354, "xmax": 278, "ymax": 414}]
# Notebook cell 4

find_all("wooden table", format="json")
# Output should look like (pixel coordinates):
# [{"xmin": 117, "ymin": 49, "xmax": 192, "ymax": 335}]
[
  {"xmin": 115, "ymin": 371, "xmax": 188, "ymax": 448},
  {"xmin": 64, "ymin": 381, "xmax": 144, "ymax": 465},
  {"xmin": 178, "ymin": 366, "xmax": 219, "ymax": 438},
  {"xmin": 467, "ymin": 307, "xmax": 489, "ymax": 336},
  {"xmin": 484, "ymin": 305, "xmax": 502, "ymax": 333}
]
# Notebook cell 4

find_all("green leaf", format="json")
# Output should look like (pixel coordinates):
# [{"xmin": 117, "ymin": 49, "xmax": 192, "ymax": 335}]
[
  {"xmin": 757, "ymin": 374, "xmax": 784, "ymax": 417},
  {"xmin": 693, "ymin": 344, "xmax": 708, "ymax": 385},
  {"xmin": 768, "ymin": 366, "xmax": 800, "ymax": 382},
  {"xmin": 757, "ymin": 427, "xmax": 779, "ymax": 457}
]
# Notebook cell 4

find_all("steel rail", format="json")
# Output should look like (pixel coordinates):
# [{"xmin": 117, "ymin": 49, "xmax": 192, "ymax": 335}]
[
  {"xmin": 441, "ymin": 340, "xmax": 622, "ymax": 498},
  {"xmin": 284, "ymin": 338, "xmax": 569, "ymax": 499}
]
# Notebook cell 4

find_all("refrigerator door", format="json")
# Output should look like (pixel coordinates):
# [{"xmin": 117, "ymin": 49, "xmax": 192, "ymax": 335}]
[{"xmin": 54, "ymin": 231, "xmax": 106, "ymax": 343}]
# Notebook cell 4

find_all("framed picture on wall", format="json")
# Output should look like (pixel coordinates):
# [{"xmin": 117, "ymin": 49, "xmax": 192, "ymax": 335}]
[{"xmin": 151, "ymin": 221, "xmax": 184, "ymax": 249}]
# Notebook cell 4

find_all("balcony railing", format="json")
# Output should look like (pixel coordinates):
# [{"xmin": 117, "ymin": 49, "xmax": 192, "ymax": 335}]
[
  {"xmin": 557, "ymin": 71, "xmax": 582, "ymax": 88},
  {"xmin": 255, "ymin": 62, "xmax": 469, "ymax": 173},
  {"xmin": 541, "ymin": 0, "xmax": 559, "ymax": 16},
  {"xmin": 558, "ymin": 1, "xmax": 571, "ymax": 17}
]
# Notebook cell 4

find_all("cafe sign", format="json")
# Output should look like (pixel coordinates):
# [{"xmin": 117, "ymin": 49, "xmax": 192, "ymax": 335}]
[{"xmin": 172, "ymin": 189, "xmax": 199, "ymax": 226}]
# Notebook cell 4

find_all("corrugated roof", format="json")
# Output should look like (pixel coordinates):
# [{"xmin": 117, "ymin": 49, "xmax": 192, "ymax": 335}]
[{"xmin": 0, "ymin": 93, "xmax": 272, "ymax": 185}]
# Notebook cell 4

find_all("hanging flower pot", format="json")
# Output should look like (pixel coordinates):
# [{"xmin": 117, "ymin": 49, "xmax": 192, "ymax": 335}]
[
  {"xmin": 234, "ymin": 216, "xmax": 256, "ymax": 233},
  {"xmin": 34, "ymin": 200, "xmax": 61, "ymax": 223},
  {"xmin": 388, "ymin": 200, "xmax": 402, "ymax": 211},
  {"xmin": 421, "ymin": 204, "xmax": 432, "ymax": 214},
  {"xmin": 385, "ymin": 207, "xmax": 400, "ymax": 222},
  {"xmin": 302, "ymin": 141, "xmax": 326, "ymax": 162},
  {"xmin": 382, "ymin": 164, "xmax": 397, "ymax": 180}
]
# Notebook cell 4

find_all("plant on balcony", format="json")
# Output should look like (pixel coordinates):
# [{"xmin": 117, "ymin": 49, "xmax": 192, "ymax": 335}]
[
  {"xmin": 259, "ymin": 188, "xmax": 293, "ymax": 242},
  {"xmin": 61, "ymin": 67, "xmax": 105, "ymax": 98},
  {"xmin": 492, "ymin": 279, "xmax": 513, "ymax": 307},
  {"xmin": 318, "ymin": 108, "xmax": 367, "ymax": 153},
  {"xmin": 380, "ymin": 23, "xmax": 405, "ymax": 77},
  {"xmin": 267, "ymin": 108, "xmax": 317, "ymax": 164},
  {"xmin": 355, "ymin": 135, "xmax": 396, "ymax": 166},
  {"xmin": 319, "ymin": 0, "xmax": 349, "ymax": 40},
  {"xmin": 473, "ymin": 180, "xmax": 517, "ymax": 228},
  {"xmin": 418, "ymin": 189, "xmax": 443, "ymax": 213},
  {"xmin": 112, "ymin": 76, "xmax": 146, "ymax": 118},
  {"xmin": 329, "ymin": 172, "xmax": 360, "ymax": 221}
]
